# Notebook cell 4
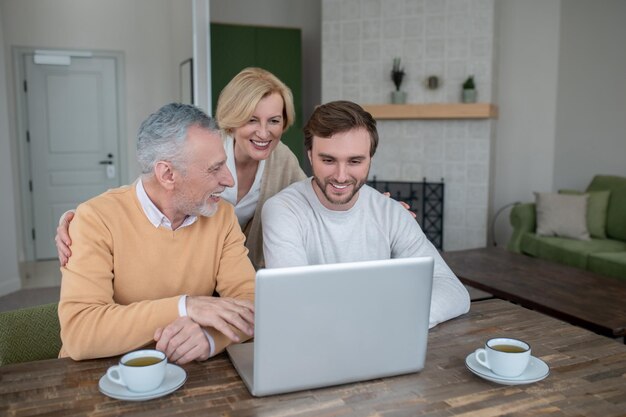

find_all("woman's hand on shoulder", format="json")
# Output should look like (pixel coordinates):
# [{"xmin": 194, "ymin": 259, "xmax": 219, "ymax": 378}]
[{"xmin": 56, "ymin": 210, "xmax": 75, "ymax": 266}]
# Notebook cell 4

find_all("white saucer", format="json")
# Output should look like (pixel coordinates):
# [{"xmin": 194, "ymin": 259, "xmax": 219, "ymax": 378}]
[
  {"xmin": 99, "ymin": 363, "xmax": 187, "ymax": 401},
  {"xmin": 465, "ymin": 352, "xmax": 549, "ymax": 385}
]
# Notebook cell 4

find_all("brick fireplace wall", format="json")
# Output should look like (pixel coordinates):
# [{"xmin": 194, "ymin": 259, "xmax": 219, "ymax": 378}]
[{"xmin": 321, "ymin": 0, "xmax": 496, "ymax": 250}]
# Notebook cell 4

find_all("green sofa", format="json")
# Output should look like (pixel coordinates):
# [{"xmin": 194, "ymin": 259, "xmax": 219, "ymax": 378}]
[{"xmin": 508, "ymin": 175, "xmax": 626, "ymax": 281}]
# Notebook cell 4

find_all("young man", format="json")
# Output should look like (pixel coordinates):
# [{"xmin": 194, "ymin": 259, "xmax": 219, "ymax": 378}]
[
  {"xmin": 59, "ymin": 103, "xmax": 255, "ymax": 363},
  {"xmin": 261, "ymin": 101, "xmax": 470, "ymax": 328}
]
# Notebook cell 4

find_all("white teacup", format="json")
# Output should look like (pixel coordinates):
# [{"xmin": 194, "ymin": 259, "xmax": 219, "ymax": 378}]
[
  {"xmin": 106, "ymin": 349, "xmax": 167, "ymax": 392},
  {"xmin": 474, "ymin": 337, "xmax": 531, "ymax": 378}
]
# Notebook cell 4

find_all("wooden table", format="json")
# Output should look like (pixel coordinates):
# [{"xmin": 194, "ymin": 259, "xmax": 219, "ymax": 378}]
[
  {"xmin": 2, "ymin": 299, "xmax": 626, "ymax": 416},
  {"xmin": 442, "ymin": 247, "xmax": 626, "ymax": 341}
]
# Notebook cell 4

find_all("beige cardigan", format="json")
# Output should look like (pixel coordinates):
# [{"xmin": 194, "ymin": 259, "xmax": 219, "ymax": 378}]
[{"xmin": 242, "ymin": 141, "xmax": 306, "ymax": 269}]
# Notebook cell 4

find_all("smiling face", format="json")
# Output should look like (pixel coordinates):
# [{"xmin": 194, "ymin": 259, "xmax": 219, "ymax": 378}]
[
  {"xmin": 173, "ymin": 125, "xmax": 234, "ymax": 217},
  {"xmin": 308, "ymin": 127, "xmax": 372, "ymax": 211},
  {"xmin": 232, "ymin": 92, "xmax": 285, "ymax": 162}
]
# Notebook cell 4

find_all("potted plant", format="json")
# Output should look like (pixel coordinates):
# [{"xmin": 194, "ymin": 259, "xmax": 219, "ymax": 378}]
[
  {"xmin": 462, "ymin": 75, "xmax": 477, "ymax": 103},
  {"xmin": 390, "ymin": 57, "xmax": 407, "ymax": 104}
]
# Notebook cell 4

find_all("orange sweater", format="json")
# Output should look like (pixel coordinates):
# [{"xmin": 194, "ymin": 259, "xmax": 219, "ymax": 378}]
[{"xmin": 59, "ymin": 183, "xmax": 255, "ymax": 360}]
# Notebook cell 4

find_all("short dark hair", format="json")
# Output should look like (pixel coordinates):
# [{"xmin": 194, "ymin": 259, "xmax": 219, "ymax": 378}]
[{"xmin": 303, "ymin": 100, "xmax": 378, "ymax": 157}]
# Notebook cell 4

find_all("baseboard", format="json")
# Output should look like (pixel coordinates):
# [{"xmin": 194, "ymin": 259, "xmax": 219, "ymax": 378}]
[{"xmin": 0, "ymin": 277, "xmax": 21, "ymax": 297}]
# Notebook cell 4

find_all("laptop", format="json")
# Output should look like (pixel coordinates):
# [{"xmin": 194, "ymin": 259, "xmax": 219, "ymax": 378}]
[{"xmin": 226, "ymin": 257, "xmax": 434, "ymax": 397}]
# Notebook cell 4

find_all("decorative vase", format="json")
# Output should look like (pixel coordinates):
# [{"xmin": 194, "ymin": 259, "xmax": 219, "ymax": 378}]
[
  {"xmin": 462, "ymin": 89, "xmax": 477, "ymax": 103},
  {"xmin": 391, "ymin": 90, "xmax": 407, "ymax": 104}
]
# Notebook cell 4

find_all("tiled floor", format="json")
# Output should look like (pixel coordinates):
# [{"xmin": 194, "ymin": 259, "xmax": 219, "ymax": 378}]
[{"xmin": 0, "ymin": 260, "xmax": 61, "ymax": 312}]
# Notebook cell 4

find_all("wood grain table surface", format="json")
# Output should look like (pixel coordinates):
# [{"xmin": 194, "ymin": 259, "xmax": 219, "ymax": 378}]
[
  {"xmin": 2, "ymin": 299, "xmax": 626, "ymax": 416},
  {"xmin": 442, "ymin": 247, "xmax": 626, "ymax": 340}
]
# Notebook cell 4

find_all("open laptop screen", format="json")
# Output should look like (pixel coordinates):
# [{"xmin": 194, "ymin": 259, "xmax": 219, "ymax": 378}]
[{"xmin": 227, "ymin": 257, "xmax": 434, "ymax": 396}]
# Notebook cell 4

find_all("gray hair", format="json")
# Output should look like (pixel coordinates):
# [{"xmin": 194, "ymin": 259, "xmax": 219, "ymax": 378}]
[{"xmin": 136, "ymin": 103, "xmax": 220, "ymax": 174}]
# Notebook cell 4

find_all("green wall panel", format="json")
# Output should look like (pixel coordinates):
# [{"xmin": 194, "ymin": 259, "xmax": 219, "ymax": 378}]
[{"xmin": 210, "ymin": 23, "xmax": 303, "ymax": 163}]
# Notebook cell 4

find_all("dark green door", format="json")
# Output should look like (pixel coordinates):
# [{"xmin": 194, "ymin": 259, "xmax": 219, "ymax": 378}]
[{"xmin": 211, "ymin": 23, "xmax": 303, "ymax": 163}]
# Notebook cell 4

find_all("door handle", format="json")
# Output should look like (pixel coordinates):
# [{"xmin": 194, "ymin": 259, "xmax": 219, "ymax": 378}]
[{"xmin": 99, "ymin": 160, "xmax": 113, "ymax": 165}]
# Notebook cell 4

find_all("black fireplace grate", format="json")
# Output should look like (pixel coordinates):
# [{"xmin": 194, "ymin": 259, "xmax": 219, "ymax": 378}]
[{"xmin": 367, "ymin": 177, "xmax": 444, "ymax": 249}]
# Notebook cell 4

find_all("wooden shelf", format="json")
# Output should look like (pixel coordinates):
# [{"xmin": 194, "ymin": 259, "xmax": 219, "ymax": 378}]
[{"xmin": 361, "ymin": 103, "xmax": 498, "ymax": 120}]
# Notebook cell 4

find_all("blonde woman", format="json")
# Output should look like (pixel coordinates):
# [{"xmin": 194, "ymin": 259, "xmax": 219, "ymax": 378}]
[
  {"xmin": 56, "ymin": 68, "xmax": 305, "ymax": 269},
  {"xmin": 214, "ymin": 67, "xmax": 306, "ymax": 267}
]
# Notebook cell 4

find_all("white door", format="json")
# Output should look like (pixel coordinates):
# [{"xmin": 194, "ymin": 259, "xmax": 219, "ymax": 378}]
[{"xmin": 25, "ymin": 54, "xmax": 121, "ymax": 260}]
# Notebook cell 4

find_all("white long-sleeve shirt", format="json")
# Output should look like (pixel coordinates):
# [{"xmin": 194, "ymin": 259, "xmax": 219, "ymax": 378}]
[
  {"xmin": 262, "ymin": 178, "xmax": 470, "ymax": 329},
  {"xmin": 220, "ymin": 136, "xmax": 265, "ymax": 228}
]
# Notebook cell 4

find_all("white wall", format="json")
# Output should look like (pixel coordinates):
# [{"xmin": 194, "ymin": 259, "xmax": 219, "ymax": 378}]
[
  {"xmin": 3, "ymin": 0, "xmax": 623, "ymax": 290},
  {"xmin": 170, "ymin": 1, "xmax": 194, "ymax": 96},
  {"xmin": 0, "ymin": 4, "xmax": 21, "ymax": 295},
  {"xmin": 1, "ymin": 0, "xmax": 189, "ymax": 182},
  {"xmin": 0, "ymin": 0, "xmax": 321, "ymax": 295},
  {"xmin": 553, "ymin": 0, "xmax": 626, "ymax": 190},
  {"xmin": 0, "ymin": 0, "xmax": 189, "ymax": 292},
  {"xmin": 491, "ymin": 0, "xmax": 560, "ymax": 246},
  {"xmin": 321, "ymin": 0, "xmax": 497, "ymax": 250},
  {"xmin": 492, "ymin": 0, "xmax": 626, "ymax": 247}
]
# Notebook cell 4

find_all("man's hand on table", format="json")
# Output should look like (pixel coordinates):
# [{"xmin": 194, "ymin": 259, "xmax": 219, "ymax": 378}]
[
  {"xmin": 154, "ymin": 297, "xmax": 254, "ymax": 364},
  {"xmin": 187, "ymin": 296, "xmax": 255, "ymax": 342},
  {"xmin": 154, "ymin": 316, "xmax": 211, "ymax": 364}
]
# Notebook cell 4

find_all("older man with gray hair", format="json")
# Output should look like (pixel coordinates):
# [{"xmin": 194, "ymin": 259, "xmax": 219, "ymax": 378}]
[{"xmin": 59, "ymin": 103, "xmax": 255, "ymax": 364}]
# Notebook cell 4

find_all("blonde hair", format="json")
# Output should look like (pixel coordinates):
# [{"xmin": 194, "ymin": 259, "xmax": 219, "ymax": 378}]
[{"xmin": 215, "ymin": 67, "xmax": 295, "ymax": 135}]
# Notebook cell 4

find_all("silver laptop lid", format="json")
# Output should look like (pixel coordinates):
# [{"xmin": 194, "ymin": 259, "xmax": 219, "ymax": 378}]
[{"xmin": 231, "ymin": 257, "xmax": 433, "ymax": 396}]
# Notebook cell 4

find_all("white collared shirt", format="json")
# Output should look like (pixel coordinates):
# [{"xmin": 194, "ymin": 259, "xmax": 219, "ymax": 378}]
[
  {"xmin": 221, "ymin": 135, "xmax": 265, "ymax": 227},
  {"xmin": 136, "ymin": 178, "xmax": 197, "ymax": 230},
  {"xmin": 136, "ymin": 178, "xmax": 215, "ymax": 356}
]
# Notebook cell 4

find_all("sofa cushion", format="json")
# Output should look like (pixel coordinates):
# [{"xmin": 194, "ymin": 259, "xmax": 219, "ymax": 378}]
[
  {"xmin": 559, "ymin": 189, "xmax": 610, "ymax": 239},
  {"xmin": 521, "ymin": 233, "xmax": 626, "ymax": 269},
  {"xmin": 534, "ymin": 192, "xmax": 590, "ymax": 240},
  {"xmin": 586, "ymin": 175, "xmax": 626, "ymax": 241},
  {"xmin": 587, "ymin": 252, "xmax": 626, "ymax": 282}
]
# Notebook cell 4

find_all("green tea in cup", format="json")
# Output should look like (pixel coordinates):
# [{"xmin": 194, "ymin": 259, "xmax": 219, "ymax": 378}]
[
  {"xmin": 124, "ymin": 356, "xmax": 164, "ymax": 367},
  {"xmin": 107, "ymin": 349, "xmax": 167, "ymax": 392},
  {"xmin": 490, "ymin": 344, "xmax": 527, "ymax": 353},
  {"xmin": 475, "ymin": 337, "xmax": 531, "ymax": 377}
]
